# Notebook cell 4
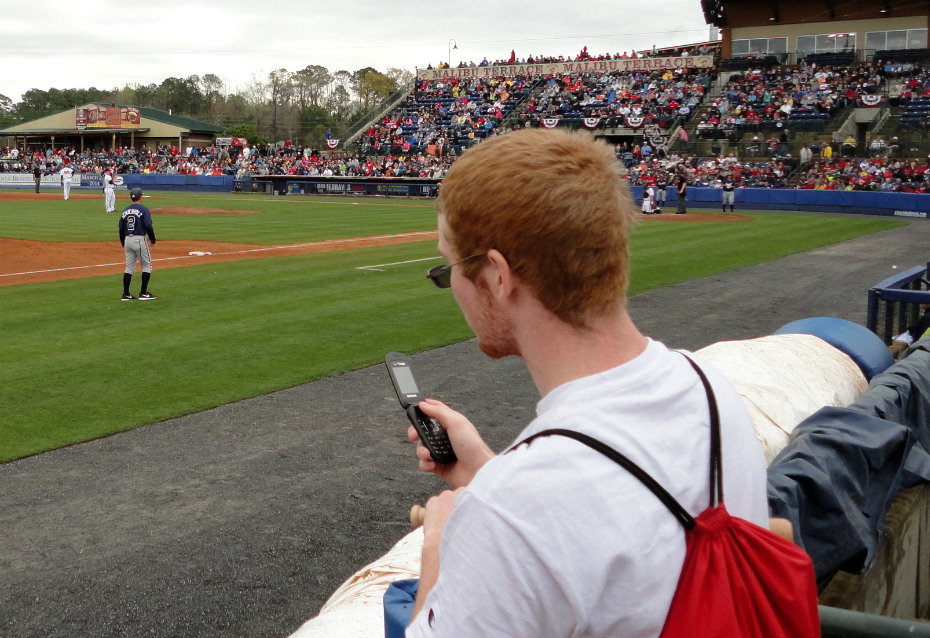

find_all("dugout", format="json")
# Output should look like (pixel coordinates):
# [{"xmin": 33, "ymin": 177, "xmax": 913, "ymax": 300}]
[{"xmin": 240, "ymin": 175, "xmax": 441, "ymax": 198}]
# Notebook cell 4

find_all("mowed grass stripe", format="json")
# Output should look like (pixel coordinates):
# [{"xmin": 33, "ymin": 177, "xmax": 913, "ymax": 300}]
[
  {"xmin": 0, "ymin": 243, "xmax": 466, "ymax": 461},
  {"xmin": 626, "ymin": 213, "xmax": 902, "ymax": 293},
  {"xmin": 0, "ymin": 192, "xmax": 438, "ymax": 244},
  {"xmin": 0, "ymin": 207, "xmax": 904, "ymax": 462}
]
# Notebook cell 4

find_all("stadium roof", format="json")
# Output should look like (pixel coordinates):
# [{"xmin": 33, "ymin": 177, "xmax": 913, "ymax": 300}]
[
  {"xmin": 137, "ymin": 107, "xmax": 223, "ymax": 134},
  {"xmin": 701, "ymin": 0, "xmax": 727, "ymax": 27},
  {"xmin": 1, "ymin": 104, "xmax": 221, "ymax": 136},
  {"xmin": 702, "ymin": 0, "xmax": 926, "ymax": 27}
]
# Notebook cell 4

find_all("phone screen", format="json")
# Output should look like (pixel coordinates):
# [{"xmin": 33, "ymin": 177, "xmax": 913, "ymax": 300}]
[{"xmin": 392, "ymin": 365, "xmax": 419, "ymax": 397}]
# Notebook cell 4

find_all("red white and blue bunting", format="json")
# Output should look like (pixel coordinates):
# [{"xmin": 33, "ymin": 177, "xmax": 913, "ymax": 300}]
[
  {"xmin": 625, "ymin": 115, "xmax": 645, "ymax": 128},
  {"xmin": 860, "ymin": 94, "xmax": 883, "ymax": 107},
  {"xmin": 540, "ymin": 117, "xmax": 559, "ymax": 129},
  {"xmin": 326, "ymin": 139, "xmax": 340, "ymax": 149},
  {"xmin": 583, "ymin": 117, "xmax": 601, "ymax": 129}
]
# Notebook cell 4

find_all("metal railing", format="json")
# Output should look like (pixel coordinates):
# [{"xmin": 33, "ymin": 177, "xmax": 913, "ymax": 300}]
[{"xmin": 867, "ymin": 263, "xmax": 930, "ymax": 344}]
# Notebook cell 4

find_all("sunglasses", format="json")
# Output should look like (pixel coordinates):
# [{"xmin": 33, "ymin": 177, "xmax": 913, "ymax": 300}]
[{"xmin": 426, "ymin": 253, "xmax": 487, "ymax": 288}]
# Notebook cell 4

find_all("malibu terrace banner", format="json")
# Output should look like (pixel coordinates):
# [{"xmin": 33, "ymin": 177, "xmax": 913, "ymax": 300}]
[{"xmin": 416, "ymin": 55, "xmax": 714, "ymax": 81}]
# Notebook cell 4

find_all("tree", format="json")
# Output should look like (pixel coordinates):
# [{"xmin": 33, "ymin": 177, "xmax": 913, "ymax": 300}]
[
  {"xmin": 297, "ymin": 105, "xmax": 338, "ymax": 146},
  {"xmin": 330, "ymin": 70, "xmax": 353, "ymax": 103},
  {"xmin": 293, "ymin": 65, "xmax": 332, "ymax": 110},
  {"xmin": 220, "ymin": 122, "xmax": 267, "ymax": 149},
  {"xmin": 132, "ymin": 83, "xmax": 159, "ymax": 107},
  {"xmin": 153, "ymin": 76, "xmax": 206, "ymax": 115},
  {"xmin": 268, "ymin": 68, "xmax": 295, "ymax": 141},
  {"xmin": 201, "ymin": 74, "xmax": 225, "ymax": 111},
  {"xmin": 386, "ymin": 68, "xmax": 415, "ymax": 92},
  {"xmin": 351, "ymin": 67, "xmax": 395, "ymax": 111},
  {"xmin": 0, "ymin": 93, "xmax": 16, "ymax": 128},
  {"xmin": 15, "ymin": 87, "xmax": 109, "ymax": 120},
  {"xmin": 327, "ymin": 84, "xmax": 353, "ymax": 123}
]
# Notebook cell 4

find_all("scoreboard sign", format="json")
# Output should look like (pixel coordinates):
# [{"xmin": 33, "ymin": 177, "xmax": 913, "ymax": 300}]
[{"xmin": 76, "ymin": 105, "xmax": 141, "ymax": 130}]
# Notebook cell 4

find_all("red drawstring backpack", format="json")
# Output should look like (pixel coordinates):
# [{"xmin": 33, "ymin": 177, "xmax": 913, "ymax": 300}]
[{"xmin": 517, "ymin": 355, "xmax": 821, "ymax": 638}]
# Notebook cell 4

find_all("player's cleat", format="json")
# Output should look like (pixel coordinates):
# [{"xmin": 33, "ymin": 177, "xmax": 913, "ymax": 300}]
[
  {"xmin": 121, "ymin": 293, "xmax": 136, "ymax": 301},
  {"xmin": 138, "ymin": 292, "xmax": 157, "ymax": 300}
]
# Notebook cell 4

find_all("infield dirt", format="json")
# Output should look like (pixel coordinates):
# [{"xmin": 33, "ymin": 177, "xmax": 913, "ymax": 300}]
[{"xmin": 0, "ymin": 211, "xmax": 743, "ymax": 286}]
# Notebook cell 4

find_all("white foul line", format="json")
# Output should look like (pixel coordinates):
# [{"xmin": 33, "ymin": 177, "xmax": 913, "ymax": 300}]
[
  {"xmin": 1, "ymin": 231, "xmax": 438, "ymax": 279},
  {"xmin": 357, "ymin": 256, "xmax": 441, "ymax": 272}
]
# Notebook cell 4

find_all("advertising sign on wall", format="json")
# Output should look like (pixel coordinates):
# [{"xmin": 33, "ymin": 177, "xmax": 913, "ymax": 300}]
[{"xmin": 76, "ymin": 105, "xmax": 141, "ymax": 130}]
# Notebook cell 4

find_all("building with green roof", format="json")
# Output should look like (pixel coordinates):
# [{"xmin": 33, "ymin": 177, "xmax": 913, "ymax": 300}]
[{"xmin": 1, "ymin": 103, "xmax": 223, "ymax": 152}]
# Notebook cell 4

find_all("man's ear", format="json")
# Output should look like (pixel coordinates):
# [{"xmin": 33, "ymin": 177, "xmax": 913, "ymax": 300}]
[{"xmin": 483, "ymin": 249, "xmax": 516, "ymax": 301}]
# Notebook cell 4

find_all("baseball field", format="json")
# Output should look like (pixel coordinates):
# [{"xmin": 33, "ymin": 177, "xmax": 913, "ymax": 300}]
[{"xmin": 0, "ymin": 189, "xmax": 904, "ymax": 463}]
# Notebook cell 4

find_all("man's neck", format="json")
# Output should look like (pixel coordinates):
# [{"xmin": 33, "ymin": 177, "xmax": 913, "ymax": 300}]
[{"xmin": 516, "ymin": 303, "xmax": 649, "ymax": 398}]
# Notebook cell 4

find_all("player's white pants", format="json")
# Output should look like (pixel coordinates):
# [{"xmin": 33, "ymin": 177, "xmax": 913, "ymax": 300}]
[
  {"xmin": 124, "ymin": 236, "xmax": 153, "ymax": 273},
  {"xmin": 62, "ymin": 179, "xmax": 72, "ymax": 200},
  {"xmin": 105, "ymin": 187, "xmax": 116, "ymax": 212}
]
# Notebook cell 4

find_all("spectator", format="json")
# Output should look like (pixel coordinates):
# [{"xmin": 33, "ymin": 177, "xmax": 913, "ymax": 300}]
[{"xmin": 406, "ymin": 128, "xmax": 768, "ymax": 637}]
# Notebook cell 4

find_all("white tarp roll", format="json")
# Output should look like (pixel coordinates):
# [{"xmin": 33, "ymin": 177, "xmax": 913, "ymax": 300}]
[
  {"xmin": 290, "ymin": 528, "xmax": 423, "ymax": 638},
  {"xmin": 290, "ymin": 333, "xmax": 869, "ymax": 638},
  {"xmin": 696, "ymin": 333, "xmax": 867, "ymax": 464}
]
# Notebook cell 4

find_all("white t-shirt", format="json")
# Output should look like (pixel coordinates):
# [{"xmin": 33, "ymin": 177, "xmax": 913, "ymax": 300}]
[{"xmin": 408, "ymin": 339, "xmax": 768, "ymax": 638}]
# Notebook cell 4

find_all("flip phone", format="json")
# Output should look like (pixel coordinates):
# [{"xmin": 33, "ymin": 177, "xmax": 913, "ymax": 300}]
[{"xmin": 385, "ymin": 352, "xmax": 456, "ymax": 464}]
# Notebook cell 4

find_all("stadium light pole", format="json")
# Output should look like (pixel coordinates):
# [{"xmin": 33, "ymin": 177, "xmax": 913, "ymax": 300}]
[{"xmin": 448, "ymin": 39, "xmax": 458, "ymax": 67}]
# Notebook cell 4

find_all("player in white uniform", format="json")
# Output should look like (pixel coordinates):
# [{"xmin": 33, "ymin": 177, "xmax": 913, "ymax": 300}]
[
  {"xmin": 103, "ymin": 169, "xmax": 116, "ymax": 213},
  {"xmin": 59, "ymin": 162, "xmax": 75, "ymax": 200},
  {"xmin": 641, "ymin": 183, "xmax": 657, "ymax": 214}
]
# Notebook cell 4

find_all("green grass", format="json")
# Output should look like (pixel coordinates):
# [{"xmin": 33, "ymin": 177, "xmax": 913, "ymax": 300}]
[
  {"xmin": 0, "ymin": 191, "xmax": 905, "ymax": 462},
  {"xmin": 0, "ymin": 191, "xmax": 439, "ymax": 243}
]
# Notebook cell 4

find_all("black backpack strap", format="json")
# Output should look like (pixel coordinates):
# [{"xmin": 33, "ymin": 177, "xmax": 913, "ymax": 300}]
[
  {"xmin": 510, "ymin": 352, "xmax": 723, "ymax": 530},
  {"xmin": 679, "ymin": 353, "xmax": 723, "ymax": 507}
]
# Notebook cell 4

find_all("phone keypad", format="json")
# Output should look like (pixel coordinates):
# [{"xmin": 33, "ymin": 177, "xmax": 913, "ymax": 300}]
[{"xmin": 416, "ymin": 413, "xmax": 457, "ymax": 464}]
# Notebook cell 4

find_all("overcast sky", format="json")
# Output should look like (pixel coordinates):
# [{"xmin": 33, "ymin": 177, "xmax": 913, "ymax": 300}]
[{"xmin": 1, "ymin": 0, "xmax": 714, "ymax": 104}]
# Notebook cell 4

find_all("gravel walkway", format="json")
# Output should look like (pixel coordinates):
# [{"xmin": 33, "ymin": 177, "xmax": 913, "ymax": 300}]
[{"xmin": 0, "ymin": 214, "xmax": 926, "ymax": 638}]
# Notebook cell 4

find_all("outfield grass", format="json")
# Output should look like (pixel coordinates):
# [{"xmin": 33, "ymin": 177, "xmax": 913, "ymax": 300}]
[
  {"xmin": 0, "ymin": 191, "xmax": 439, "ymax": 243},
  {"xmin": 0, "ymin": 191, "xmax": 904, "ymax": 462}
]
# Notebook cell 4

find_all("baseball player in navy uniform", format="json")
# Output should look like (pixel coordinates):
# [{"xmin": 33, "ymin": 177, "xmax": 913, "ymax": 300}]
[
  {"xmin": 103, "ymin": 168, "xmax": 116, "ymax": 213},
  {"xmin": 119, "ymin": 188, "xmax": 157, "ymax": 300},
  {"xmin": 721, "ymin": 179, "xmax": 736, "ymax": 213}
]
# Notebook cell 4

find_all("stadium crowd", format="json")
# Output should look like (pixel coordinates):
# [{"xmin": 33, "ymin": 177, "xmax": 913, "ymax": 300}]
[
  {"xmin": 426, "ymin": 43, "xmax": 720, "ymax": 69},
  {"xmin": 3, "ymin": 53, "xmax": 930, "ymax": 192},
  {"xmin": 623, "ymin": 152, "xmax": 794, "ymax": 189},
  {"xmin": 694, "ymin": 63, "xmax": 884, "ymax": 141},
  {"xmin": 793, "ymin": 156, "xmax": 930, "ymax": 192},
  {"xmin": 0, "ymin": 143, "xmax": 456, "ymax": 179},
  {"xmin": 5, "ymin": 139, "xmax": 930, "ymax": 191}
]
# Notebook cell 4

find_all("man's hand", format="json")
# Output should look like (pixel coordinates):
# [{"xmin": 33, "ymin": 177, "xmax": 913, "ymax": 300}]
[
  {"xmin": 411, "ymin": 486, "xmax": 464, "ymax": 622},
  {"xmin": 408, "ymin": 398, "xmax": 495, "ymax": 489},
  {"xmin": 421, "ymin": 487, "xmax": 462, "ymax": 537}
]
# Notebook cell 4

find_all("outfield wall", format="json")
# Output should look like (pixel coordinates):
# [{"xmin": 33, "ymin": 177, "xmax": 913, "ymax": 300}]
[
  {"xmin": 2, "ymin": 171, "xmax": 929, "ymax": 219},
  {"xmin": 626, "ymin": 185, "xmax": 930, "ymax": 219},
  {"xmin": 126, "ymin": 174, "xmax": 930, "ymax": 218}
]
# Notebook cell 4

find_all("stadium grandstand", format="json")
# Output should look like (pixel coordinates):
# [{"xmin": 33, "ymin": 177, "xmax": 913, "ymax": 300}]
[{"xmin": 3, "ymin": 0, "xmax": 930, "ymax": 198}]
